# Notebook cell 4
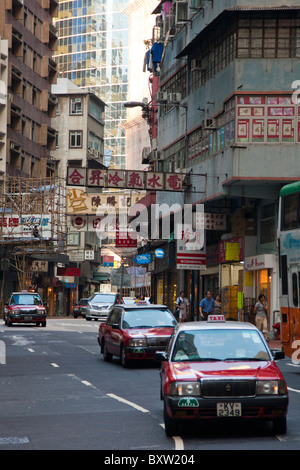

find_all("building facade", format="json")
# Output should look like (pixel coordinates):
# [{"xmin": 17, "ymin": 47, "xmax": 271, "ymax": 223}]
[
  {"xmin": 143, "ymin": 0, "xmax": 300, "ymax": 327},
  {"xmin": 54, "ymin": 0, "xmax": 130, "ymax": 169},
  {"xmin": 0, "ymin": 0, "xmax": 59, "ymax": 178},
  {"xmin": 51, "ymin": 78, "xmax": 106, "ymax": 310}
]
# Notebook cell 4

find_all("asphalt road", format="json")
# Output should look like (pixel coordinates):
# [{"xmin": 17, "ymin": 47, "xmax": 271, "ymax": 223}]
[{"xmin": 0, "ymin": 317, "xmax": 299, "ymax": 454}]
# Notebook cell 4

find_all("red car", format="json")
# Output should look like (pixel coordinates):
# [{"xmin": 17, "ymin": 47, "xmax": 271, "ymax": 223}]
[
  {"xmin": 156, "ymin": 316, "xmax": 288, "ymax": 436},
  {"xmin": 98, "ymin": 304, "xmax": 177, "ymax": 367},
  {"xmin": 4, "ymin": 291, "xmax": 47, "ymax": 327}
]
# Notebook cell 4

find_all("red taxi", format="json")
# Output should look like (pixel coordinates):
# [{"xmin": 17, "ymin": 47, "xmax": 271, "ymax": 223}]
[
  {"xmin": 4, "ymin": 291, "xmax": 47, "ymax": 327},
  {"xmin": 156, "ymin": 316, "xmax": 288, "ymax": 436},
  {"xmin": 98, "ymin": 304, "xmax": 177, "ymax": 367}
]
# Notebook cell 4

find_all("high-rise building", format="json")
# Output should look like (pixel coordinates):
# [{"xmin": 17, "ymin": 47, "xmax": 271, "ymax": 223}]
[
  {"xmin": 54, "ymin": 0, "xmax": 130, "ymax": 169},
  {"xmin": 0, "ymin": 0, "xmax": 58, "ymax": 178}
]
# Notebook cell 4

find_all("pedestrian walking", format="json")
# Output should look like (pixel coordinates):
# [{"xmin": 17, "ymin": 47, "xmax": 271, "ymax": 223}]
[
  {"xmin": 214, "ymin": 294, "xmax": 222, "ymax": 315},
  {"xmin": 199, "ymin": 290, "xmax": 215, "ymax": 321},
  {"xmin": 254, "ymin": 294, "xmax": 269, "ymax": 341},
  {"xmin": 175, "ymin": 291, "xmax": 189, "ymax": 323}
]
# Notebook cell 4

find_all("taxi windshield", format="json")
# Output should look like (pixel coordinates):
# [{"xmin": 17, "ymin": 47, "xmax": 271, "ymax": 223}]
[
  {"xmin": 10, "ymin": 294, "xmax": 43, "ymax": 306},
  {"xmin": 172, "ymin": 329, "xmax": 271, "ymax": 362},
  {"xmin": 122, "ymin": 309, "xmax": 176, "ymax": 329}
]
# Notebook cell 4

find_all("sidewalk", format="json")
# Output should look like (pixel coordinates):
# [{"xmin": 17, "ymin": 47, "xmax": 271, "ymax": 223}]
[{"xmin": 268, "ymin": 338, "xmax": 282, "ymax": 350}]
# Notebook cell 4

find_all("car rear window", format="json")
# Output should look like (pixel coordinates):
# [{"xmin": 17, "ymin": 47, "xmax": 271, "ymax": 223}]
[{"xmin": 122, "ymin": 309, "xmax": 176, "ymax": 329}]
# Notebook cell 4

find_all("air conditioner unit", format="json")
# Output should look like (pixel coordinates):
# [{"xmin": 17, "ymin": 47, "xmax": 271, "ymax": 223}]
[
  {"xmin": 150, "ymin": 150, "xmax": 162, "ymax": 160},
  {"xmin": 191, "ymin": 58, "xmax": 206, "ymax": 71},
  {"xmin": 156, "ymin": 15, "xmax": 163, "ymax": 28},
  {"xmin": 142, "ymin": 147, "xmax": 151, "ymax": 163},
  {"xmin": 167, "ymin": 93, "xmax": 182, "ymax": 104},
  {"xmin": 202, "ymin": 118, "xmax": 217, "ymax": 130},
  {"xmin": 175, "ymin": 1, "xmax": 188, "ymax": 24},
  {"xmin": 155, "ymin": 91, "xmax": 167, "ymax": 103}
]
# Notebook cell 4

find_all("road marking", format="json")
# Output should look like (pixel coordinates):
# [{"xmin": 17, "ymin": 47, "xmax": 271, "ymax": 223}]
[
  {"xmin": 288, "ymin": 386, "xmax": 300, "ymax": 394},
  {"xmin": 0, "ymin": 437, "xmax": 29, "ymax": 445},
  {"xmin": 51, "ymin": 363, "xmax": 59, "ymax": 368},
  {"xmin": 159, "ymin": 424, "xmax": 184, "ymax": 450},
  {"xmin": 81, "ymin": 380, "xmax": 97, "ymax": 389},
  {"xmin": 107, "ymin": 393, "xmax": 149, "ymax": 414},
  {"xmin": 27, "ymin": 348, "xmax": 35, "ymax": 353}
]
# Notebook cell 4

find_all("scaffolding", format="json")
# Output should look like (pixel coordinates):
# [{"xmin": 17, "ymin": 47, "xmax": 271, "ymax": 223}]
[{"xmin": 0, "ymin": 175, "xmax": 68, "ymax": 305}]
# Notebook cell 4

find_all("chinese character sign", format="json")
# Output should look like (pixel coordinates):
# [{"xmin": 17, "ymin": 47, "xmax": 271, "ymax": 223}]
[
  {"xmin": 146, "ymin": 172, "xmax": 164, "ymax": 190},
  {"xmin": 67, "ymin": 168, "xmax": 85, "ymax": 186},
  {"xmin": 66, "ymin": 167, "xmax": 186, "ymax": 191}
]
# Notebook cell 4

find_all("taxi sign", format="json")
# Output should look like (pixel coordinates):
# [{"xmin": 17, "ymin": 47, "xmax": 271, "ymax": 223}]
[{"xmin": 207, "ymin": 314, "xmax": 226, "ymax": 322}]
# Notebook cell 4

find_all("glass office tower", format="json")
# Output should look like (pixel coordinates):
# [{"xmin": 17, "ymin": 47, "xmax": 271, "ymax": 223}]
[{"xmin": 55, "ymin": 0, "xmax": 129, "ymax": 168}]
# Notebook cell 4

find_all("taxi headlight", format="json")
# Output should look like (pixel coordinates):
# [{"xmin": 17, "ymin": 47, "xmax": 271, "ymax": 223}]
[
  {"xmin": 128, "ymin": 338, "xmax": 147, "ymax": 347},
  {"xmin": 256, "ymin": 380, "xmax": 286, "ymax": 395},
  {"xmin": 169, "ymin": 381, "xmax": 201, "ymax": 396}
]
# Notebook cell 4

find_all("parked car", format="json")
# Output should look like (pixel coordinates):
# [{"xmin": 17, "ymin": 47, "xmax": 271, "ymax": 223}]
[
  {"xmin": 156, "ymin": 315, "xmax": 288, "ymax": 436},
  {"xmin": 85, "ymin": 292, "xmax": 122, "ymax": 321},
  {"xmin": 4, "ymin": 291, "xmax": 47, "ymax": 327},
  {"xmin": 73, "ymin": 298, "xmax": 89, "ymax": 318},
  {"xmin": 98, "ymin": 304, "xmax": 177, "ymax": 367}
]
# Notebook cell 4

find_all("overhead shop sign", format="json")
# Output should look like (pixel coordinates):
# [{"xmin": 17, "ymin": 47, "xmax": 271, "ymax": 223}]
[{"xmin": 67, "ymin": 167, "xmax": 185, "ymax": 192}]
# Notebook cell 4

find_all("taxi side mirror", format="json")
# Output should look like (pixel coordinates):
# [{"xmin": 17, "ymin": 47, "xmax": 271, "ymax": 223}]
[
  {"xmin": 154, "ymin": 351, "xmax": 169, "ymax": 362},
  {"xmin": 272, "ymin": 350, "xmax": 285, "ymax": 360}
]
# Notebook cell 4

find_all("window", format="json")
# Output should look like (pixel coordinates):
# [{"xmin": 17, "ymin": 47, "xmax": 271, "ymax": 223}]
[
  {"xmin": 69, "ymin": 131, "xmax": 82, "ymax": 148},
  {"xmin": 70, "ymin": 97, "xmax": 83, "ymax": 115},
  {"xmin": 281, "ymin": 193, "xmax": 300, "ymax": 230},
  {"xmin": 260, "ymin": 203, "xmax": 275, "ymax": 244},
  {"xmin": 293, "ymin": 272, "xmax": 299, "ymax": 307}
]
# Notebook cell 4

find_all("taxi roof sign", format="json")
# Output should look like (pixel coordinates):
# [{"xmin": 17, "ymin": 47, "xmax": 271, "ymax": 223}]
[{"xmin": 207, "ymin": 314, "xmax": 226, "ymax": 322}]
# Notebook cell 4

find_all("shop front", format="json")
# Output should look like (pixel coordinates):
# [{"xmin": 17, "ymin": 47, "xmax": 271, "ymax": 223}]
[{"xmin": 244, "ymin": 253, "xmax": 279, "ymax": 327}]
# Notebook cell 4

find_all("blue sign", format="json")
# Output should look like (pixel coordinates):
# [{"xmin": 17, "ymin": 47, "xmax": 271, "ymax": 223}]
[
  {"xmin": 133, "ymin": 253, "xmax": 153, "ymax": 264},
  {"xmin": 155, "ymin": 248, "xmax": 165, "ymax": 259}
]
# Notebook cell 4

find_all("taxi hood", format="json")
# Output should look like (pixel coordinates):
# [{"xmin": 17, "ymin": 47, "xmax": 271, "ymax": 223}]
[
  {"xmin": 170, "ymin": 360, "xmax": 282, "ymax": 380},
  {"xmin": 124, "ymin": 327, "xmax": 174, "ymax": 338}
]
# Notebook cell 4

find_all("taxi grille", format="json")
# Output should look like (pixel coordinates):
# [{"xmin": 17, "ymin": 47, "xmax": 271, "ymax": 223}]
[
  {"xmin": 147, "ymin": 336, "xmax": 170, "ymax": 349},
  {"xmin": 19, "ymin": 309, "xmax": 38, "ymax": 315},
  {"xmin": 201, "ymin": 380, "xmax": 256, "ymax": 397}
]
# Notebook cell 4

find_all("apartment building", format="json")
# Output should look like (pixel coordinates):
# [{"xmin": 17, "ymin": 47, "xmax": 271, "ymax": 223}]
[
  {"xmin": 146, "ymin": 0, "xmax": 300, "ymax": 325},
  {"xmin": 0, "ymin": 38, "xmax": 8, "ymax": 178},
  {"xmin": 0, "ymin": 0, "xmax": 58, "ymax": 177},
  {"xmin": 51, "ymin": 78, "xmax": 106, "ymax": 303}
]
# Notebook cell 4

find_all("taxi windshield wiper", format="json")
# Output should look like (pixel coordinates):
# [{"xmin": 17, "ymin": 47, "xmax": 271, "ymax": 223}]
[{"xmin": 197, "ymin": 357, "xmax": 222, "ymax": 362}]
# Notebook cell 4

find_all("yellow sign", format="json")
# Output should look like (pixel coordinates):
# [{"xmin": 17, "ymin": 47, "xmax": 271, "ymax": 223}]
[
  {"xmin": 225, "ymin": 242, "xmax": 240, "ymax": 261},
  {"xmin": 237, "ymin": 292, "xmax": 244, "ymax": 309},
  {"xmin": 244, "ymin": 271, "xmax": 253, "ymax": 287}
]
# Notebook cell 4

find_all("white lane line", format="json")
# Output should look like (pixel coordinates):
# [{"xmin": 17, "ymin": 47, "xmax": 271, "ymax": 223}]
[
  {"xmin": 159, "ymin": 423, "xmax": 184, "ymax": 450},
  {"xmin": 27, "ymin": 348, "xmax": 35, "ymax": 353},
  {"xmin": 288, "ymin": 386, "xmax": 300, "ymax": 394},
  {"xmin": 51, "ymin": 363, "xmax": 60, "ymax": 368},
  {"xmin": 81, "ymin": 380, "xmax": 97, "ymax": 389},
  {"xmin": 107, "ymin": 393, "xmax": 149, "ymax": 414}
]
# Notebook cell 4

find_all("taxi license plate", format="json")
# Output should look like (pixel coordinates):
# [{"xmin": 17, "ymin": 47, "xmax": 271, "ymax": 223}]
[{"xmin": 217, "ymin": 403, "xmax": 241, "ymax": 417}]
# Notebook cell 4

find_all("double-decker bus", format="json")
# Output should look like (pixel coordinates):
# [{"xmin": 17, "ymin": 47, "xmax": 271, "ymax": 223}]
[{"xmin": 278, "ymin": 181, "xmax": 300, "ymax": 359}]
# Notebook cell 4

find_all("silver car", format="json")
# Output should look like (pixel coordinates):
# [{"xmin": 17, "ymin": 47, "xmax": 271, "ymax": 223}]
[{"xmin": 85, "ymin": 292, "xmax": 122, "ymax": 321}]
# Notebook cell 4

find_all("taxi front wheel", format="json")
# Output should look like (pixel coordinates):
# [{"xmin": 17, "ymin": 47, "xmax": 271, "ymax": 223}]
[
  {"xmin": 163, "ymin": 400, "xmax": 178, "ymax": 437},
  {"xmin": 273, "ymin": 417, "xmax": 287, "ymax": 435}
]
